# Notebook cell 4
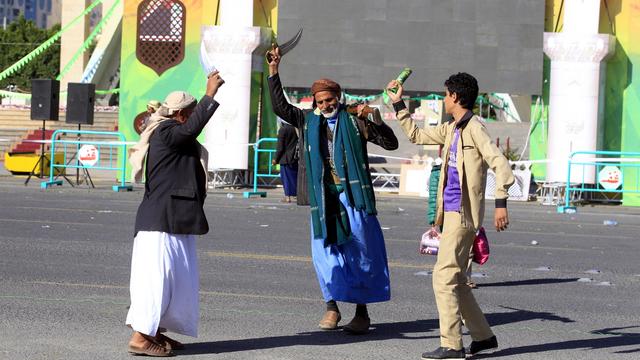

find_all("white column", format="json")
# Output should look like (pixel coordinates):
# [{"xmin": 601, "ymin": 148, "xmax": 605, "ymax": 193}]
[
  {"xmin": 543, "ymin": 0, "xmax": 615, "ymax": 184},
  {"xmin": 200, "ymin": 0, "xmax": 271, "ymax": 170}
]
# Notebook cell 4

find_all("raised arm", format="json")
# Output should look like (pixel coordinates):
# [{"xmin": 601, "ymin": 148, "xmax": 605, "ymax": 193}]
[
  {"xmin": 159, "ymin": 72, "xmax": 224, "ymax": 146},
  {"xmin": 266, "ymin": 47, "xmax": 304, "ymax": 127},
  {"xmin": 353, "ymin": 105, "xmax": 398, "ymax": 150},
  {"xmin": 366, "ymin": 120, "xmax": 399, "ymax": 150},
  {"xmin": 159, "ymin": 97, "xmax": 219, "ymax": 146}
]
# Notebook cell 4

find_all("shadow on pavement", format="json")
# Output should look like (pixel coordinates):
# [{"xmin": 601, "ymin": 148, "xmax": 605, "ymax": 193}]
[
  {"xmin": 180, "ymin": 307, "xmax": 576, "ymax": 355},
  {"xmin": 180, "ymin": 319, "xmax": 439, "ymax": 355},
  {"xmin": 486, "ymin": 306, "xmax": 575, "ymax": 327},
  {"xmin": 475, "ymin": 325, "xmax": 640, "ymax": 358},
  {"xmin": 478, "ymin": 278, "xmax": 580, "ymax": 288}
]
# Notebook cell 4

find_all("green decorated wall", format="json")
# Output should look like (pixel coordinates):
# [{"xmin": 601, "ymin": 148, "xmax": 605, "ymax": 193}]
[
  {"xmin": 119, "ymin": 0, "xmax": 278, "ymax": 175},
  {"xmin": 530, "ymin": 0, "xmax": 640, "ymax": 206}
]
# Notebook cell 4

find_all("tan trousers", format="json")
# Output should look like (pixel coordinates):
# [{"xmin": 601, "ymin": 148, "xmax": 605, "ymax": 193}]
[{"xmin": 433, "ymin": 212, "xmax": 493, "ymax": 350}]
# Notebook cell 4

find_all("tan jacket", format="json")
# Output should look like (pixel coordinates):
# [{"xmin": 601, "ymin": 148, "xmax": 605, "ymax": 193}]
[{"xmin": 395, "ymin": 105, "xmax": 514, "ymax": 230}]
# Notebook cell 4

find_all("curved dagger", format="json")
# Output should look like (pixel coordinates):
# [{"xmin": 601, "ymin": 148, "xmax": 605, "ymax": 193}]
[{"xmin": 266, "ymin": 28, "xmax": 303, "ymax": 62}]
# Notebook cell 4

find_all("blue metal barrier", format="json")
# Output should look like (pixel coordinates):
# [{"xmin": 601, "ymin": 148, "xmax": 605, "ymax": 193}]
[
  {"xmin": 557, "ymin": 150, "xmax": 640, "ymax": 213},
  {"xmin": 243, "ymin": 137, "xmax": 278, "ymax": 198},
  {"xmin": 41, "ymin": 130, "xmax": 133, "ymax": 192}
]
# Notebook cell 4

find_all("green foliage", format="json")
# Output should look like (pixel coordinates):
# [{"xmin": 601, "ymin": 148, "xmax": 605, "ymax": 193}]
[{"xmin": 0, "ymin": 16, "xmax": 60, "ymax": 91}]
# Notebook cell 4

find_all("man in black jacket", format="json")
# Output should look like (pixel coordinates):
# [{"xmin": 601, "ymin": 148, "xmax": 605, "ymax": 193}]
[
  {"xmin": 273, "ymin": 121, "xmax": 299, "ymax": 203},
  {"xmin": 125, "ymin": 72, "xmax": 224, "ymax": 357},
  {"xmin": 266, "ymin": 47, "xmax": 398, "ymax": 335}
]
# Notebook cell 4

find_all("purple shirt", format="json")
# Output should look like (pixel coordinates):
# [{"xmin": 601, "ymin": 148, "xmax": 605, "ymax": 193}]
[{"xmin": 443, "ymin": 128, "xmax": 462, "ymax": 212}]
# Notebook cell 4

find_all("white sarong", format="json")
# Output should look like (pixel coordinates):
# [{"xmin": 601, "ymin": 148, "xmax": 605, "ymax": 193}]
[{"xmin": 125, "ymin": 231, "xmax": 199, "ymax": 337}]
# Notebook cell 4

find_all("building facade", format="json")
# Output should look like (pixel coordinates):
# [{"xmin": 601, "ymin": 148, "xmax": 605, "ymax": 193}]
[{"xmin": 0, "ymin": 0, "xmax": 61, "ymax": 29}]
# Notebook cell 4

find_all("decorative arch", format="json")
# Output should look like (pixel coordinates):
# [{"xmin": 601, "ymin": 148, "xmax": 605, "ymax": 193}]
[{"xmin": 136, "ymin": 0, "xmax": 186, "ymax": 76}]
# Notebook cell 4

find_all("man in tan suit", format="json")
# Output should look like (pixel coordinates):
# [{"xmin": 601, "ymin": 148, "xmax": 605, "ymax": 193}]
[{"xmin": 386, "ymin": 73, "xmax": 514, "ymax": 360}]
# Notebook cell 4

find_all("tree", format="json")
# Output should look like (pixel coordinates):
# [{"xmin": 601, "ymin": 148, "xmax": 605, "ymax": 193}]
[{"xmin": 0, "ymin": 16, "xmax": 61, "ymax": 91}]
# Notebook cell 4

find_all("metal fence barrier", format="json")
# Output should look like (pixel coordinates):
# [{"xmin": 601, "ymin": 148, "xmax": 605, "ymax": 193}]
[
  {"xmin": 557, "ymin": 150, "xmax": 640, "ymax": 213},
  {"xmin": 41, "ymin": 130, "xmax": 133, "ymax": 192},
  {"xmin": 243, "ymin": 137, "xmax": 278, "ymax": 198}
]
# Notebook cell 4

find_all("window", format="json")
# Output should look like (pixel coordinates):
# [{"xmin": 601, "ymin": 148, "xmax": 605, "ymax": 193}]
[{"xmin": 136, "ymin": 0, "xmax": 186, "ymax": 76}]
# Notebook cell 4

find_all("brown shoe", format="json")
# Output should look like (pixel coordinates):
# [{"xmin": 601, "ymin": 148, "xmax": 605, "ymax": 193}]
[
  {"xmin": 318, "ymin": 310, "xmax": 341, "ymax": 330},
  {"xmin": 155, "ymin": 333, "xmax": 185, "ymax": 351},
  {"xmin": 128, "ymin": 337, "xmax": 174, "ymax": 357},
  {"xmin": 343, "ymin": 315, "xmax": 370, "ymax": 335}
]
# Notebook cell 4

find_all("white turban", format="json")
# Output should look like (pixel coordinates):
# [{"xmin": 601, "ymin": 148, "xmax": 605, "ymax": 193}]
[{"xmin": 154, "ymin": 91, "xmax": 197, "ymax": 119}]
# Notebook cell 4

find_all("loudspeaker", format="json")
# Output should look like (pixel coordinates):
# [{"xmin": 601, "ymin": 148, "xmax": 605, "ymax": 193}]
[
  {"xmin": 66, "ymin": 83, "xmax": 95, "ymax": 125},
  {"xmin": 31, "ymin": 79, "xmax": 60, "ymax": 120}
]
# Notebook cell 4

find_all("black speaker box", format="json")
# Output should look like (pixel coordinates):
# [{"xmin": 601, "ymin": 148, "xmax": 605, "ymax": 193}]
[
  {"xmin": 66, "ymin": 83, "xmax": 95, "ymax": 125},
  {"xmin": 30, "ymin": 79, "xmax": 60, "ymax": 120}
]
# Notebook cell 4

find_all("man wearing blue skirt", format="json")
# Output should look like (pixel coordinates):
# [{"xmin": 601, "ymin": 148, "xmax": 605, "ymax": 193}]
[{"xmin": 266, "ymin": 47, "xmax": 398, "ymax": 334}]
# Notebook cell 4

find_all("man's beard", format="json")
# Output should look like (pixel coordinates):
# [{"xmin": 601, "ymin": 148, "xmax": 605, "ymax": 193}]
[{"xmin": 321, "ymin": 107, "xmax": 338, "ymax": 119}]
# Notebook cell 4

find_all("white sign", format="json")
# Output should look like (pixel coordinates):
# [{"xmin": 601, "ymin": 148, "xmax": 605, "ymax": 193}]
[
  {"xmin": 399, "ymin": 163, "xmax": 430, "ymax": 197},
  {"xmin": 598, "ymin": 166, "xmax": 623, "ymax": 190},
  {"xmin": 78, "ymin": 144, "xmax": 99, "ymax": 167}
]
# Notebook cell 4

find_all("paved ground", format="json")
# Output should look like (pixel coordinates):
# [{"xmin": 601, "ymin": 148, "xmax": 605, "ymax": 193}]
[{"xmin": 0, "ymin": 175, "xmax": 639, "ymax": 360}]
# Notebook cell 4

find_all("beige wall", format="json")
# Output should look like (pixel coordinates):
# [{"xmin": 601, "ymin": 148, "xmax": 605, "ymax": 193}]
[{"xmin": 59, "ymin": 0, "xmax": 90, "ymax": 90}]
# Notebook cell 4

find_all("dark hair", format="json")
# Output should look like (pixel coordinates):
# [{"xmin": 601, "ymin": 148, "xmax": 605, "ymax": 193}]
[{"xmin": 444, "ymin": 72, "xmax": 478, "ymax": 110}]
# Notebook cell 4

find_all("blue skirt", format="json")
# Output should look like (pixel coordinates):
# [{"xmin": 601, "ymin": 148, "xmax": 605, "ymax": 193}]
[
  {"xmin": 311, "ymin": 192, "xmax": 391, "ymax": 304},
  {"xmin": 280, "ymin": 163, "xmax": 298, "ymax": 196}
]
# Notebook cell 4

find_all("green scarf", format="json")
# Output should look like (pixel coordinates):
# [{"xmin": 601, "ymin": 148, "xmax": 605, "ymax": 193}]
[{"xmin": 304, "ymin": 105, "xmax": 377, "ymax": 246}]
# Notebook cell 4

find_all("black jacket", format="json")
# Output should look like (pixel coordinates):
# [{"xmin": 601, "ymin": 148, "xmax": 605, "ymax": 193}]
[
  {"xmin": 134, "ymin": 96, "xmax": 219, "ymax": 236},
  {"xmin": 267, "ymin": 74, "xmax": 398, "ymax": 205},
  {"xmin": 274, "ymin": 122, "xmax": 299, "ymax": 165}
]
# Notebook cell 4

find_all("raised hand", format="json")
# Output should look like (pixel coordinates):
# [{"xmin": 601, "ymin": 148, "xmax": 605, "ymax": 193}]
[
  {"xmin": 386, "ymin": 80, "xmax": 403, "ymax": 103},
  {"xmin": 266, "ymin": 46, "xmax": 281, "ymax": 76},
  {"xmin": 206, "ymin": 71, "xmax": 225, "ymax": 98}
]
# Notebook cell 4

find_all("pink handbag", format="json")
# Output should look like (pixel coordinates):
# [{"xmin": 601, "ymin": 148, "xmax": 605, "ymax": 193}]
[{"xmin": 472, "ymin": 227, "xmax": 490, "ymax": 265}]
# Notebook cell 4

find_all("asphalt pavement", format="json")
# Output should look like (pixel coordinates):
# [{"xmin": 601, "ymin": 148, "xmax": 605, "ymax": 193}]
[{"xmin": 0, "ymin": 176, "xmax": 639, "ymax": 360}]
